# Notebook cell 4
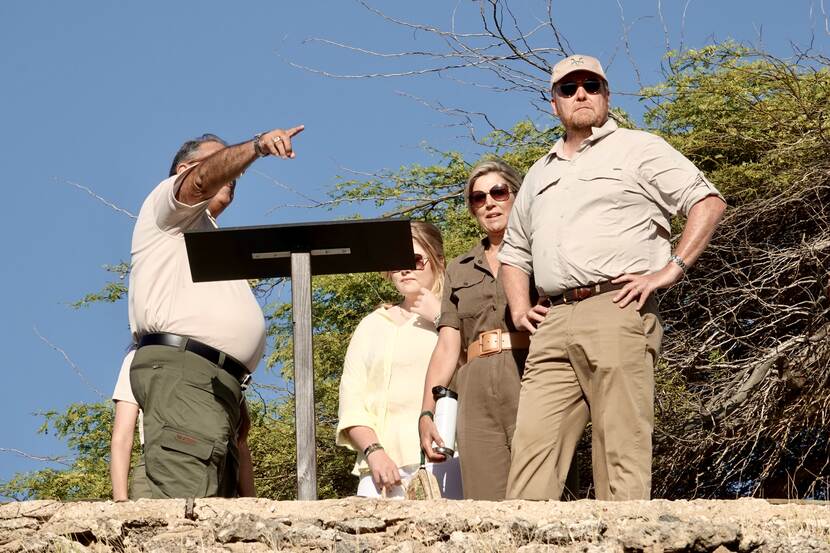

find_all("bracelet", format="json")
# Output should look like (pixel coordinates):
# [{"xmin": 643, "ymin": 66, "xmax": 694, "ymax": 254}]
[
  {"xmin": 252, "ymin": 133, "xmax": 267, "ymax": 157},
  {"xmin": 669, "ymin": 254, "xmax": 688, "ymax": 273},
  {"xmin": 419, "ymin": 410, "xmax": 434, "ymax": 421},
  {"xmin": 363, "ymin": 443, "xmax": 384, "ymax": 457},
  {"xmin": 433, "ymin": 313, "xmax": 441, "ymax": 327}
]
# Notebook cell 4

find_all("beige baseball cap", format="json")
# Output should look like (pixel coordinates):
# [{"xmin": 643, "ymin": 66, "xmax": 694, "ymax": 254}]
[{"xmin": 550, "ymin": 55, "xmax": 607, "ymax": 87}]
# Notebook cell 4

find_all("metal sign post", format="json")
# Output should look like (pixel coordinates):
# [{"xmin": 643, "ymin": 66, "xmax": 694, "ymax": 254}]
[{"xmin": 185, "ymin": 218, "xmax": 414, "ymax": 500}]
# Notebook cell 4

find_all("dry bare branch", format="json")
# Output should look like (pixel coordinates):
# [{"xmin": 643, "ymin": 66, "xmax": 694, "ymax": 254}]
[
  {"xmin": 56, "ymin": 178, "xmax": 136, "ymax": 219},
  {"xmin": 33, "ymin": 326, "xmax": 105, "ymax": 400},
  {"xmin": 0, "ymin": 448, "xmax": 71, "ymax": 467}
]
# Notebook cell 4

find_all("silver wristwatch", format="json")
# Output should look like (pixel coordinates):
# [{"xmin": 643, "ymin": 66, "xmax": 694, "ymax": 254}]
[
  {"xmin": 252, "ymin": 133, "xmax": 267, "ymax": 157},
  {"xmin": 669, "ymin": 254, "xmax": 688, "ymax": 272}
]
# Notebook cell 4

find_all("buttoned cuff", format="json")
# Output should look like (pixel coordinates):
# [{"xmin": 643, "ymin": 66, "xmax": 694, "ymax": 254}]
[
  {"xmin": 679, "ymin": 173, "xmax": 724, "ymax": 216},
  {"xmin": 335, "ymin": 412, "xmax": 376, "ymax": 450},
  {"xmin": 497, "ymin": 246, "xmax": 533, "ymax": 275},
  {"xmin": 437, "ymin": 310, "xmax": 460, "ymax": 330}
]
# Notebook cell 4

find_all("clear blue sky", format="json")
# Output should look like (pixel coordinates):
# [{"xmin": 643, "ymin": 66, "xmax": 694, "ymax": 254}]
[{"xmin": 1, "ymin": 1, "xmax": 826, "ymax": 491}]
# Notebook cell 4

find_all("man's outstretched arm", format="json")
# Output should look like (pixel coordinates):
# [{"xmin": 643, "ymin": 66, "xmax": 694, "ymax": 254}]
[{"xmin": 177, "ymin": 125, "xmax": 304, "ymax": 206}]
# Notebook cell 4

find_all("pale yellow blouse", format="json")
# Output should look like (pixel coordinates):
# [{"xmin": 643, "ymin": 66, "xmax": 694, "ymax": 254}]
[{"xmin": 336, "ymin": 306, "xmax": 438, "ymax": 476}]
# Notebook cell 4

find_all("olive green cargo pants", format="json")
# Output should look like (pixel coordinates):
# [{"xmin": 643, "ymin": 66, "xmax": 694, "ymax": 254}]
[{"xmin": 129, "ymin": 344, "xmax": 242, "ymax": 498}]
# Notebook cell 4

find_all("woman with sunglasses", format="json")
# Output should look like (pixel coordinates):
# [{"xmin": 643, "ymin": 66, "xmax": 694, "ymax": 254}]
[
  {"xmin": 336, "ymin": 221, "xmax": 461, "ymax": 498},
  {"xmin": 417, "ymin": 159, "xmax": 540, "ymax": 500}
]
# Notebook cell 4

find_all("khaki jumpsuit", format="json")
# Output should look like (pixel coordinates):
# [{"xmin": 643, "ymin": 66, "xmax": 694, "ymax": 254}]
[{"xmin": 439, "ymin": 239, "xmax": 531, "ymax": 500}]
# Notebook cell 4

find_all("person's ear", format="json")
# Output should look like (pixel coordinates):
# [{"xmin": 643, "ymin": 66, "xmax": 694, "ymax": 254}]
[
  {"xmin": 176, "ymin": 162, "xmax": 191, "ymax": 175},
  {"xmin": 551, "ymin": 97, "xmax": 559, "ymax": 118}
]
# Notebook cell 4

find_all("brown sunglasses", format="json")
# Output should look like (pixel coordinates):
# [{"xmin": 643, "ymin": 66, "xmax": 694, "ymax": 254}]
[{"xmin": 469, "ymin": 184, "xmax": 511, "ymax": 208}]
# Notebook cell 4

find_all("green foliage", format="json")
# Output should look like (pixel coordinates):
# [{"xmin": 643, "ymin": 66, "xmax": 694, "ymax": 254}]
[
  {"xmin": 0, "ymin": 402, "xmax": 116, "ymax": 500},
  {"xmin": 641, "ymin": 43, "xmax": 830, "ymax": 203},
  {"xmin": 70, "ymin": 263, "xmax": 129, "ymax": 309}
]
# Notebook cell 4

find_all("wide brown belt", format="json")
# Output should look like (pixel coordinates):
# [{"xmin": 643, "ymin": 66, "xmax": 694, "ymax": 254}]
[
  {"xmin": 541, "ymin": 281, "xmax": 625, "ymax": 307},
  {"xmin": 467, "ymin": 329, "xmax": 531, "ymax": 362}
]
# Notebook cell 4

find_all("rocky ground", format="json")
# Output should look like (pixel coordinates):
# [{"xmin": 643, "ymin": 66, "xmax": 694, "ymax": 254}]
[{"xmin": 0, "ymin": 497, "xmax": 828, "ymax": 552}]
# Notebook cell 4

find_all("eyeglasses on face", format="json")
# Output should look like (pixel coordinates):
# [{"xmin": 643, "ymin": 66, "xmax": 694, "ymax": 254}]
[
  {"xmin": 469, "ymin": 184, "xmax": 511, "ymax": 208},
  {"xmin": 392, "ymin": 253, "xmax": 430, "ymax": 272},
  {"xmin": 554, "ymin": 78, "xmax": 604, "ymax": 98}
]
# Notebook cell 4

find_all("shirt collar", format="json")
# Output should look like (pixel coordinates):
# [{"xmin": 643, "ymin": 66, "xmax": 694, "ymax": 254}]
[{"xmin": 546, "ymin": 117, "xmax": 618, "ymax": 161}]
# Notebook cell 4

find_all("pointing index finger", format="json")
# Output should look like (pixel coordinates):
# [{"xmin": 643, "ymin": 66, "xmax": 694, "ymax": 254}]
[{"xmin": 287, "ymin": 125, "xmax": 305, "ymax": 137}]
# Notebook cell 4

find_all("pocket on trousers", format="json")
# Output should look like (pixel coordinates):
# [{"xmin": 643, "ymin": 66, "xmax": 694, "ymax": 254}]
[{"xmin": 146, "ymin": 425, "xmax": 224, "ymax": 498}]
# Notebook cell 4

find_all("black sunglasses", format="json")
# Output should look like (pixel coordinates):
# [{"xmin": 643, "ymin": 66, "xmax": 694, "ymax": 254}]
[
  {"xmin": 555, "ymin": 78, "xmax": 604, "ymax": 98},
  {"xmin": 469, "ymin": 184, "xmax": 511, "ymax": 208}
]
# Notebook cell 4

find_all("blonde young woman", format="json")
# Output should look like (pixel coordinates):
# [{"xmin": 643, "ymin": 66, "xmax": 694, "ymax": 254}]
[{"xmin": 336, "ymin": 221, "xmax": 462, "ymax": 498}]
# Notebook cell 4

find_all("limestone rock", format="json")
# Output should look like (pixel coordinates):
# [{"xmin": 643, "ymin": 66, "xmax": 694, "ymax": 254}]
[{"xmin": 0, "ymin": 497, "xmax": 826, "ymax": 552}]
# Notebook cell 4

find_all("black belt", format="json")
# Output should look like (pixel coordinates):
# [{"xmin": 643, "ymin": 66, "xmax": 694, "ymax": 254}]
[
  {"xmin": 540, "ymin": 281, "xmax": 625, "ymax": 307},
  {"xmin": 138, "ymin": 333, "xmax": 251, "ymax": 388}
]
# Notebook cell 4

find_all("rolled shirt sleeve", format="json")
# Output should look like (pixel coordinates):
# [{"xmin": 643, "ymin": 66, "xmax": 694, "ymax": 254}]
[
  {"xmin": 636, "ymin": 135, "xmax": 725, "ymax": 218},
  {"xmin": 498, "ymin": 171, "xmax": 535, "ymax": 275}
]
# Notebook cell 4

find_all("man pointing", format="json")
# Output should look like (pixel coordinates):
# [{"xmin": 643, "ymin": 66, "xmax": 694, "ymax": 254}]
[{"xmin": 129, "ymin": 125, "xmax": 303, "ymax": 498}]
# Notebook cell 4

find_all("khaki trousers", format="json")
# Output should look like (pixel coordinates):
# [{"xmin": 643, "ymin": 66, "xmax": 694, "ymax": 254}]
[
  {"xmin": 130, "ymin": 344, "xmax": 242, "ymax": 499},
  {"xmin": 506, "ymin": 293, "xmax": 662, "ymax": 501}
]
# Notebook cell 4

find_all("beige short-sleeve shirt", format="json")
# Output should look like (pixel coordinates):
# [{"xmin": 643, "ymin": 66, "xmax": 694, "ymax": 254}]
[
  {"xmin": 112, "ymin": 350, "xmax": 137, "ymax": 405},
  {"xmin": 128, "ymin": 172, "xmax": 266, "ymax": 371},
  {"xmin": 499, "ymin": 119, "xmax": 724, "ymax": 295},
  {"xmin": 112, "ymin": 349, "xmax": 144, "ymax": 444}
]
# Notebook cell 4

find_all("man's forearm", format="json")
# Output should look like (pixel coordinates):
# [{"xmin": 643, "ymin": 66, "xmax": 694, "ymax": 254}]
[
  {"xmin": 674, "ymin": 195, "xmax": 727, "ymax": 268},
  {"xmin": 182, "ymin": 141, "xmax": 258, "ymax": 205},
  {"xmin": 501, "ymin": 264, "xmax": 533, "ymax": 326}
]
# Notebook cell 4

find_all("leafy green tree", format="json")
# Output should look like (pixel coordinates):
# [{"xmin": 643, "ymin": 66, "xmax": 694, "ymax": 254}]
[{"xmin": 0, "ymin": 402, "xmax": 120, "ymax": 500}]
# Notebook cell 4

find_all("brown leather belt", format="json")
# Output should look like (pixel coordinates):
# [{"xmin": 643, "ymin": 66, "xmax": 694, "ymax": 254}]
[
  {"xmin": 541, "ymin": 281, "xmax": 625, "ymax": 307},
  {"xmin": 467, "ymin": 329, "xmax": 531, "ymax": 362}
]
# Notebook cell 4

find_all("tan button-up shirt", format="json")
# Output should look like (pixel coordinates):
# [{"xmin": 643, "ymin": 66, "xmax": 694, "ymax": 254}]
[{"xmin": 498, "ymin": 119, "xmax": 723, "ymax": 295}]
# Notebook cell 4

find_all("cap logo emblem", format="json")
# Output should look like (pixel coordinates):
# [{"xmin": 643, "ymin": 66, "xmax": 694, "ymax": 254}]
[{"xmin": 570, "ymin": 56, "xmax": 585, "ymax": 66}]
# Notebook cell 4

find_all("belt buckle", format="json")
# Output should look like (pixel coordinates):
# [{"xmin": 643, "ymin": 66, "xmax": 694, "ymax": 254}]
[
  {"xmin": 574, "ymin": 287, "xmax": 592, "ymax": 301},
  {"xmin": 478, "ymin": 329, "xmax": 503, "ymax": 357}
]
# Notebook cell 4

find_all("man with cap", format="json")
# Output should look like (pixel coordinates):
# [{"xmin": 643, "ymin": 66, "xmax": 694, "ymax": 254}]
[
  {"xmin": 129, "ymin": 125, "xmax": 303, "ymax": 498},
  {"xmin": 498, "ymin": 55, "xmax": 726, "ymax": 500}
]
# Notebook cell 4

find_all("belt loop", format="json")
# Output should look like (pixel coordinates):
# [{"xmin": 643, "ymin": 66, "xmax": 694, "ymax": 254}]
[
  {"xmin": 177, "ymin": 337, "xmax": 188, "ymax": 353},
  {"xmin": 217, "ymin": 351, "xmax": 227, "ymax": 369}
]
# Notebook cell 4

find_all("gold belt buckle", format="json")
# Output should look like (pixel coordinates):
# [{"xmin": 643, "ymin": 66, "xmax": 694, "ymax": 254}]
[{"xmin": 478, "ymin": 329, "xmax": 503, "ymax": 357}]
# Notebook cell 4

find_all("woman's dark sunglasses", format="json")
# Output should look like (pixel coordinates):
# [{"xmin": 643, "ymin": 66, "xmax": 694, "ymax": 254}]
[
  {"xmin": 555, "ymin": 79, "xmax": 603, "ymax": 98},
  {"xmin": 469, "ymin": 184, "xmax": 511, "ymax": 208}
]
